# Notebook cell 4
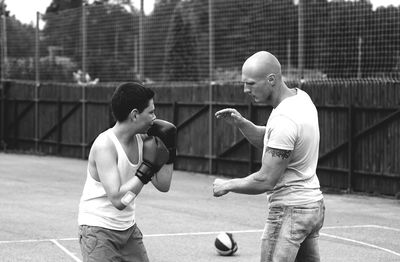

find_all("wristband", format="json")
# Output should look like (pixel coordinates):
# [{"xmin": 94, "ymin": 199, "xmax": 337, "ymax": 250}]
[
  {"xmin": 121, "ymin": 191, "xmax": 136, "ymax": 206},
  {"xmin": 167, "ymin": 148, "xmax": 176, "ymax": 164},
  {"xmin": 135, "ymin": 161, "xmax": 155, "ymax": 184}
]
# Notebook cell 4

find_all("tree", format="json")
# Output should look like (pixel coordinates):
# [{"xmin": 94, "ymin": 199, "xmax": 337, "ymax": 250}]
[
  {"xmin": 162, "ymin": 1, "xmax": 199, "ymax": 81},
  {"xmin": 0, "ymin": 1, "xmax": 9, "ymax": 17},
  {"xmin": 46, "ymin": 0, "xmax": 83, "ymax": 13},
  {"xmin": 42, "ymin": 0, "xmax": 141, "ymax": 82},
  {"xmin": 143, "ymin": 0, "xmax": 180, "ymax": 81},
  {"xmin": 85, "ymin": 3, "xmax": 140, "ymax": 81},
  {"xmin": 1, "ymin": 6, "xmax": 36, "ymax": 79},
  {"xmin": 364, "ymin": 6, "xmax": 400, "ymax": 77}
]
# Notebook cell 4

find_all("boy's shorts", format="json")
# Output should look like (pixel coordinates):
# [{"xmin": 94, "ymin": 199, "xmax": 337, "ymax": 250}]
[{"xmin": 79, "ymin": 224, "xmax": 149, "ymax": 262}]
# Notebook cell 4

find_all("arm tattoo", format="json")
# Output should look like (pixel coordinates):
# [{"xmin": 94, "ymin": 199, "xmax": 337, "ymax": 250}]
[{"xmin": 265, "ymin": 147, "xmax": 291, "ymax": 159}]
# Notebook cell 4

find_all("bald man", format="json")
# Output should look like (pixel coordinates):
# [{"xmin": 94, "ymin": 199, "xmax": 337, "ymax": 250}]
[{"xmin": 213, "ymin": 51, "xmax": 324, "ymax": 262}]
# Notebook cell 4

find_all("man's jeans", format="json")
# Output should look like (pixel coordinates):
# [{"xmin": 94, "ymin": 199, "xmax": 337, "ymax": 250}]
[{"xmin": 261, "ymin": 199, "xmax": 325, "ymax": 262}]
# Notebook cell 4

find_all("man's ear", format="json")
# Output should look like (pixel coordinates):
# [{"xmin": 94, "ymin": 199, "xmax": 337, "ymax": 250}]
[
  {"xmin": 129, "ymin": 109, "xmax": 139, "ymax": 121},
  {"xmin": 267, "ymin": 74, "xmax": 276, "ymax": 85}
]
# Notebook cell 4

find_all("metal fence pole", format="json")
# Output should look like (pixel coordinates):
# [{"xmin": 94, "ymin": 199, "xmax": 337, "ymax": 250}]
[
  {"xmin": 2, "ymin": 17, "xmax": 6, "ymax": 78},
  {"xmin": 287, "ymin": 39, "xmax": 291, "ymax": 76},
  {"xmin": 34, "ymin": 12, "xmax": 40, "ymax": 152},
  {"xmin": 134, "ymin": 36, "xmax": 138, "ymax": 78},
  {"xmin": 0, "ymin": 1, "xmax": 4, "ymax": 81},
  {"xmin": 0, "ymin": 7, "xmax": 6, "ymax": 150},
  {"xmin": 81, "ymin": 3, "xmax": 87, "ymax": 159},
  {"xmin": 139, "ymin": 0, "xmax": 144, "ymax": 81},
  {"xmin": 82, "ymin": 3, "xmax": 87, "ymax": 76},
  {"xmin": 208, "ymin": 0, "xmax": 214, "ymax": 175},
  {"xmin": 298, "ymin": 0, "xmax": 304, "ymax": 78},
  {"xmin": 357, "ymin": 37, "xmax": 362, "ymax": 79}
]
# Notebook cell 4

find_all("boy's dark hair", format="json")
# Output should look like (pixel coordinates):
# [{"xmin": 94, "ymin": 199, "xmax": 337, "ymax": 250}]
[{"xmin": 111, "ymin": 82, "xmax": 155, "ymax": 122}]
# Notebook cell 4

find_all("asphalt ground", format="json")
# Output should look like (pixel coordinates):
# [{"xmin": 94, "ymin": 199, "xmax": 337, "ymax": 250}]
[{"xmin": 1, "ymin": 152, "xmax": 399, "ymax": 261}]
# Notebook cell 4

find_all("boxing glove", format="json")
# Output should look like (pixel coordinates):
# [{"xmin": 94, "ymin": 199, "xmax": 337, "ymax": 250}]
[
  {"xmin": 135, "ymin": 136, "xmax": 169, "ymax": 184},
  {"xmin": 147, "ymin": 119, "xmax": 177, "ymax": 164}
]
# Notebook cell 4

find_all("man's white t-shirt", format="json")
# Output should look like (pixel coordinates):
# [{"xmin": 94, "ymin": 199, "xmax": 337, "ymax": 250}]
[{"xmin": 263, "ymin": 88, "xmax": 323, "ymax": 206}]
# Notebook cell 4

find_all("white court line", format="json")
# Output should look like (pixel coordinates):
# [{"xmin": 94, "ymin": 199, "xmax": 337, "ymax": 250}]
[
  {"xmin": 321, "ymin": 232, "xmax": 400, "ymax": 257},
  {"xmin": 144, "ymin": 229, "xmax": 263, "ymax": 238},
  {"xmin": 0, "ymin": 230, "xmax": 263, "ymax": 244},
  {"xmin": 143, "ymin": 225, "xmax": 400, "ymax": 237},
  {"xmin": 324, "ymin": 224, "xmax": 400, "ymax": 232},
  {"xmin": 0, "ymin": 238, "xmax": 51, "ymax": 244},
  {"xmin": 0, "ymin": 224, "xmax": 399, "ymax": 244},
  {"xmin": 49, "ymin": 239, "xmax": 82, "ymax": 262},
  {"xmin": 0, "ymin": 224, "xmax": 399, "ymax": 259}
]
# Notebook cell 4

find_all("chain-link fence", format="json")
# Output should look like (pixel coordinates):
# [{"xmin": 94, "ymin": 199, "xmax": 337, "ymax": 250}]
[{"xmin": 1, "ymin": 0, "xmax": 400, "ymax": 84}]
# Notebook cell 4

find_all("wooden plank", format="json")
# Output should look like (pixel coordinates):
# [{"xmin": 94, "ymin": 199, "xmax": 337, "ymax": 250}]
[{"xmin": 2, "ymin": 80, "xmax": 400, "ymax": 196}]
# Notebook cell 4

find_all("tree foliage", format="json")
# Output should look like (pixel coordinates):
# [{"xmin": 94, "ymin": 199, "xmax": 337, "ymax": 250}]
[
  {"xmin": 2, "ymin": 0, "xmax": 400, "ymax": 81},
  {"xmin": 162, "ymin": 1, "xmax": 199, "ymax": 81},
  {"xmin": 0, "ymin": 4, "xmax": 36, "ymax": 79}
]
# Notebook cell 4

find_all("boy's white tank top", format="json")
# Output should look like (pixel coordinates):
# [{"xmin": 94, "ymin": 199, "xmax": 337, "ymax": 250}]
[{"xmin": 78, "ymin": 129, "xmax": 143, "ymax": 230}]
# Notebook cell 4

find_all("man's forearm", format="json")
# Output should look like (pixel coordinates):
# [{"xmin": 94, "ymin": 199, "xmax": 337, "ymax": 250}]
[
  {"xmin": 226, "ymin": 174, "xmax": 272, "ymax": 195},
  {"xmin": 237, "ymin": 118, "xmax": 265, "ymax": 149}
]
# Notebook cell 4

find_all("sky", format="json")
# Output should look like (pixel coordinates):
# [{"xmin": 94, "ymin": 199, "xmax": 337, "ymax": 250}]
[{"xmin": 4, "ymin": 0, "xmax": 400, "ymax": 26}]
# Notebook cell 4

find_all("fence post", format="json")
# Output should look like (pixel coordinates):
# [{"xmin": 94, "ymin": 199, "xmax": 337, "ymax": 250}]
[
  {"xmin": 81, "ymin": 84, "xmax": 87, "ymax": 159},
  {"xmin": 248, "ymin": 101, "xmax": 254, "ymax": 173},
  {"xmin": 208, "ymin": 83, "xmax": 214, "ymax": 175},
  {"xmin": 82, "ymin": 2, "xmax": 87, "ymax": 75},
  {"xmin": 0, "ymin": 7, "xmax": 4, "ymax": 151},
  {"xmin": 172, "ymin": 101, "xmax": 178, "ymax": 126},
  {"xmin": 13, "ymin": 98, "xmax": 18, "ymax": 148},
  {"xmin": 347, "ymin": 82, "xmax": 354, "ymax": 193},
  {"xmin": 55, "ymin": 98, "xmax": 61, "ymax": 154},
  {"xmin": 208, "ymin": 0, "xmax": 215, "ymax": 175},
  {"xmin": 34, "ymin": 83, "xmax": 40, "ymax": 152},
  {"xmin": 172, "ymin": 101, "xmax": 178, "ymax": 166},
  {"xmin": 1, "ymin": 12, "xmax": 7, "ymax": 79},
  {"xmin": 0, "ymin": 82, "xmax": 4, "ymax": 150},
  {"xmin": 287, "ymin": 38, "xmax": 292, "ymax": 76},
  {"xmin": 298, "ymin": 0, "xmax": 304, "ymax": 78},
  {"xmin": 0, "ymin": 80, "xmax": 9, "ymax": 151},
  {"xmin": 108, "ymin": 105, "xmax": 114, "ymax": 128},
  {"xmin": 139, "ymin": 0, "xmax": 144, "ymax": 81},
  {"xmin": 34, "ymin": 12, "xmax": 40, "ymax": 153},
  {"xmin": 81, "ymin": 3, "xmax": 87, "ymax": 159}
]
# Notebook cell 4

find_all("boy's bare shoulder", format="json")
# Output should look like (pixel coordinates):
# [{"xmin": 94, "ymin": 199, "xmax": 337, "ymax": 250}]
[{"xmin": 91, "ymin": 131, "xmax": 116, "ymax": 155}]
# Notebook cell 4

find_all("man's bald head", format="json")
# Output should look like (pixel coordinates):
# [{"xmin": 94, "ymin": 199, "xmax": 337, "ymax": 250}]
[{"xmin": 242, "ymin": 51, "xmax": 281, "ymax": 81}]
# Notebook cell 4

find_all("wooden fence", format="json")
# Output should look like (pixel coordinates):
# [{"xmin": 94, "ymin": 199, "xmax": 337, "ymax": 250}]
[{"xmin": 1, "ymin": 79, "xmax": 399, "ymax": 196}]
